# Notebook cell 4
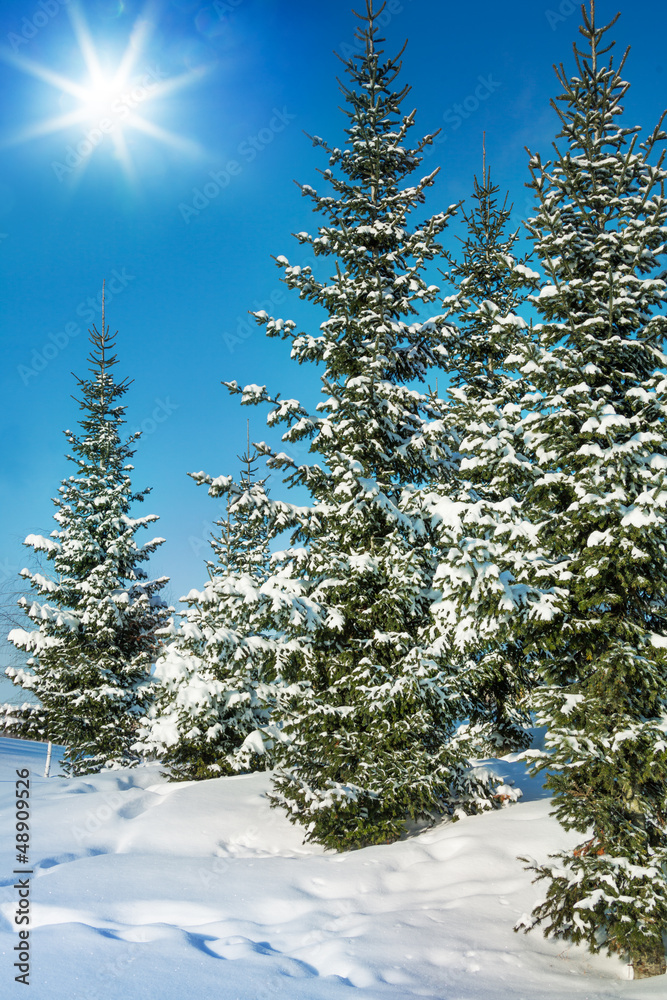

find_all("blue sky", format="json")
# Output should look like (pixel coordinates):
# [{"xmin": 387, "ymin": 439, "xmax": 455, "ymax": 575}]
[{"xmin": 1, "ymin": 0, "xmax": 666, "ymax": 677}]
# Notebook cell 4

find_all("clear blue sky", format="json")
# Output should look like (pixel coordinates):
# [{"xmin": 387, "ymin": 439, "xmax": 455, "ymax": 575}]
[{"xmin": 1, "ymin": 0, "xmax": 666, "ymax": 678}]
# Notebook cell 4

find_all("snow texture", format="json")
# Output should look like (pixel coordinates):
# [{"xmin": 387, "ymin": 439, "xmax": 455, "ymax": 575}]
[{"xmin": 0, "ymin": 737, "xmax": 656, "ymax": 999}]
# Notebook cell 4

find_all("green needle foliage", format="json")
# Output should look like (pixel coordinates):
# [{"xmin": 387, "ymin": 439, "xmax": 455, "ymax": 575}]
[
  {"xmin": 426, "ymin": 158, "xmax": 542, "ymax": 758},
  {"xmin": 137, "ymin": 432, "xmax": 281, "ymax": 779},
  {"xmin": 6, "ymin": 295, "xmax": 170, "ymax": 774},
  {"xmin": 513, "ymin": 2, "xmax": 667, "ymax": 974},
  {"xmin": 226, "ymin": 0, "xmax": 509, "ymax": 851}
]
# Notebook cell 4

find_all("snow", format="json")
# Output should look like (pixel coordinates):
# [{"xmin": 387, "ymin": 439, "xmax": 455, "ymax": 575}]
[
  {"xmin": 559, "ymin": 693, "xmax": 584, "ymax": 715},
  {"xmin": 620, "ymin": 505, "xmax": 656, "ymax": 529},
  {"xmin": 514, "ymin": 264, "xmax": 541, "ymax": 280},
  {"xmin": 23, "ymin": 534, "xmax": 60, "ymax": 554},
  {"xmin": 2, "ymin": 737, "xmax": 662, "ymax": 998}
]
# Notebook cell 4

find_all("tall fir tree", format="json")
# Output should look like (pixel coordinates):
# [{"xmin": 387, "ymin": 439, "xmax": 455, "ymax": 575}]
[
  {"xmin": 6, "ymin": 293, "xmax": 170, "ymax": 775},
  {"xmin": 424, "ymin": 154, "xmax": 542, "ymax": 757},
  {"xmin": 137, "ymin": 430, "xmax": 286, "ymax": 779},
  {"xmin": 227, "ymin": 0, "xmax": 514, "ymax": 851},
  {"xmin": 512, "ymin": 2, "xmax": 667, "ymax": 978}
]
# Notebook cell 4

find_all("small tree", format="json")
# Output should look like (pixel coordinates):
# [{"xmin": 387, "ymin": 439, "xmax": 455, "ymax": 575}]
[
  {"xmin": 137, "ymin": 430, "xmax": 284, "ymax": 779},
  {"xmin": 6, "ymin": 292, "xmax": 170, "ymax": 774},
  {"xmin": 513, "ymin": 2, "xmax": 667, "ymax": 977}
]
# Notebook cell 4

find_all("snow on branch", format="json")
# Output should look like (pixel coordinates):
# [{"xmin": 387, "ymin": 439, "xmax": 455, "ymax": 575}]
[{"xmin": 24, "ymin": 533, "xmax": 60, "ymax": 553}]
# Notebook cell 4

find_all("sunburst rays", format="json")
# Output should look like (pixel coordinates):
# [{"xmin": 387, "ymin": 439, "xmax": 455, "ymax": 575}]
[{"xmin": 0, "ymin": 2, "xmax": 209, "ymax": 180}]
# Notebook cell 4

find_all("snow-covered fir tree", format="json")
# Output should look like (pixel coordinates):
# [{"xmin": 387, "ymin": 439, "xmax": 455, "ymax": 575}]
[
  {"xmin": 424, "ymin": 158, "xmax": 542, "ymax": 757},
  {"xmin": 136, "ymin": 430, "xmax": 285, "ymax": 779},
  {"xmin": 6, "ymin": 295, "xmax": 170, "ymax": 775},
  {"xmin": 227, "ymin": 0, "xmax": 515, "ymax": 851},
  {"xmin": 513, "ymin": 2, "xmax": 667, "ymax": 978}
]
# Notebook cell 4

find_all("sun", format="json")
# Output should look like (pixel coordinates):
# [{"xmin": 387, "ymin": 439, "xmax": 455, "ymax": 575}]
[
  {"xmin": 79, "ymin": 76, "xmax": 127, "ymax": 120},
  {"xmin": 0, "ymin": 3, "xmax": 207, "ymax": 179}
]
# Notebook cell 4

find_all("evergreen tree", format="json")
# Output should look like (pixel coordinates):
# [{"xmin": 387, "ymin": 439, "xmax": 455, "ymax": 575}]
[
  {"xmin": 425, "ymin": 156, "xmax": 541, "ymax": 757},
  {"xmin": 137, "ymin": 430, "xmax": 286, "ymax": 779},
  {"xmin": 6, "ymin": 294, "xmax": 170, "ymax": 775},
  {"xmin": 227, "ymin": 0, "xmax": 513, "ymax": 850},
  {"xmin": 513, "ymin": 2, "xmax": 667, "ymax": 977}
]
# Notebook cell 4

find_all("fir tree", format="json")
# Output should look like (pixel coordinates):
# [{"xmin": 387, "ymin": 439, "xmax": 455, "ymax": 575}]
[
  {"xmin": 137, "ymin": 429, "xmax": 285, "ymax": 779},
  {"xmin": 227, "ymin": 1, "xmax": 513, "ymax": 850},
  {"xmin": 6, "ymin": 291, "xmax": 169, "ymax": 775},
  {"xmin": 425, "ymin": 153, "xmax": 542, "ymax": 758},
  {"xmin": 513, "ymin": 2, "xmax": 667, "ymax": 977}
]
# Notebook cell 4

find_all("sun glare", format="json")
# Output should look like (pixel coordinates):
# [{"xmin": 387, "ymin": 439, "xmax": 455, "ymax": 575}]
[
  {"xmin": 0, "ymin": 2, "xmax": 207, "ymax": 179},
  {"xmin": 81, "ymin": 77, "xmax": 123, "ymax": 116}
]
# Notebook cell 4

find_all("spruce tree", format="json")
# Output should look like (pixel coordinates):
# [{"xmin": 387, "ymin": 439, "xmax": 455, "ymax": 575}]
[
  {"xmin": 6, "ymin": 294, "xmax": 170, "ymax": 775},
  {"xmin": 227, "ymin": 1, "xmax": 511, "ymax": 850},
  {"xmin": 137, "ymin": 431, "xmax": 284, "ymax": 779},
  {"xmin": 425, "ymin": 156, "xmax": 541, "ymax": 757},
  {"xmin": 513, "ymin": 2, "xmax": 667, "ymax": 977}
]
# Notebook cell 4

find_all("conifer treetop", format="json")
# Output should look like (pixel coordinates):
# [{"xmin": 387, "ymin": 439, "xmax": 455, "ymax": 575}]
[
  {"xmin": 523, "ymin": 0, "xmax": 667, "ymax": 357},
  {"xmin": 81, "ymin": 280, "xmax": 132, "ymax": 404},
  {"xmin": 228, "ymin": 0, "xmax": 460, "ymax": 506},
  {"xmin": 74, "ymin": 281, "xmax": 132, "ymax": 410},
  {"xmin": 222, "ymin": 0, "xmax": 511, "ymax": 851},
  {"xmin": 6, "ymin": 294, "xmax": 169, "ymax": 773}
]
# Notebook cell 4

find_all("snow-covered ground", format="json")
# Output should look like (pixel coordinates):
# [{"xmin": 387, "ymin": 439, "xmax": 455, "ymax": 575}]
[{"xmin": 0, "ymin": 736, "xmax": 663, "ymax": 999}]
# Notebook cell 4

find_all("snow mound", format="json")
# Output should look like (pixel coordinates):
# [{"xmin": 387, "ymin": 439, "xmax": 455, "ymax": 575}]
[{"xmin": 0, "ymin": 739, "xmax": 656, "ymax": 999}]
